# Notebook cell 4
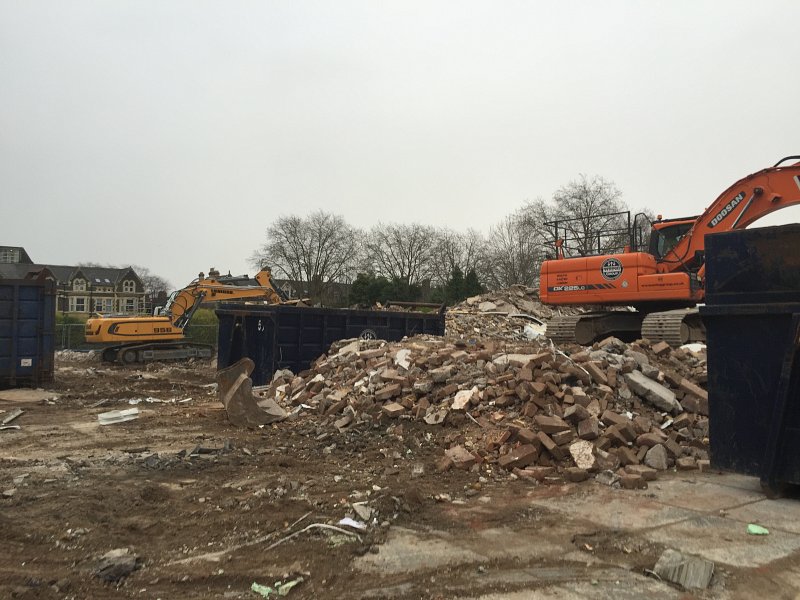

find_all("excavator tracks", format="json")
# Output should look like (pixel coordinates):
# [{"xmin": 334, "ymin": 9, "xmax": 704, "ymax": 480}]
[
  {"xmin": 546, "ymin": 312, "xmax": 644, "ymax": 346},
  {"xmin": 546, "ymin": 315, "xmax": 585, "ymax": 345},
  {"xmin": 641, "ymin": 308, "xmax": 706, "ymax": 347},
  {"xmin": 100, "ymin": 342, "xmax": 214, "ymax": 365},
  {"xmin": 547, "ymin": 308, "xmax": 706, "ymax": 346}
]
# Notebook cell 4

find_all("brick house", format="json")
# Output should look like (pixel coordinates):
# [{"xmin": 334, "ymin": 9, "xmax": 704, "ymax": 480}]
[{"xmin": 0, "ymin": 246, "xmax": 146, "ymax": 314}]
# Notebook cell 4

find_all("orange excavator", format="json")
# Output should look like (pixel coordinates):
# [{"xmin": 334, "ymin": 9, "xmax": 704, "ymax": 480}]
[
  {"xmin": 85, "ymin": 267, "xmax": 291, "ymax": 364},
  {"xmin": 539, "ymin": 156, "xmax": 800, "ymax": 345}
]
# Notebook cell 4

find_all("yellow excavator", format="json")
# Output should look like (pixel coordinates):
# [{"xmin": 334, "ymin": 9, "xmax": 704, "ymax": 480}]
[{"xmin": 85, "ymin": 267, "xmax": 291, "ymax": 364}]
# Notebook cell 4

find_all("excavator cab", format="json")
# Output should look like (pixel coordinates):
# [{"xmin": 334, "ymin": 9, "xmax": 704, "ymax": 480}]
[{"xmin": 648, "ymin": 217, "xmax": 698, "ymax": 261}]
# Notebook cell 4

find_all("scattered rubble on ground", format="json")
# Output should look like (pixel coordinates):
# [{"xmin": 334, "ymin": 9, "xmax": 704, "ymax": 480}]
[{"xmin": 93, "ymin": 548, "xmax": 141, "ymax": 583}]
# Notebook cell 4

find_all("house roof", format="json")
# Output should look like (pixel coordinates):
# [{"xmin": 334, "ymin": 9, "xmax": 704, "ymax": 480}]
[
  {"xmin": 1, "ymin": 264, "xmax": 141, "ymax": 287},
  {"xmin": 0, "ymin": 246, "xmax": 33, "ymax": 264},
  {"xmin": 0, "ymin": 264, "xmax": 54, "ymax": 279}
]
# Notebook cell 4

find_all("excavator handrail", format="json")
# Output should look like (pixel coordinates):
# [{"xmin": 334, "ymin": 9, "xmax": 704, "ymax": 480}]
[{"xmin": 773, "ymin": 156, "xmax": 800, "ymax": 167}]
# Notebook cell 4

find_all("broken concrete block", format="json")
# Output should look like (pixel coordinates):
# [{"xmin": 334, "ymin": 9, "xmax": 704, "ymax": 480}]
[
  {"xmin": 423, "ymin": 407, "xmax": 448, "ymax": 425},
  {"xmin": 641, "ymin": 363, "xmax": 660, "ymax": 380},
  {"xmin": 676, "ymin": 457, "xmax": 697, "ymax": 470},
  {"xmin": 569, "ymin": 440, "xmax": 596, "ymax": 471},
  {"xmin": 644, "ymin": 444, "xmax": 669, "ymax": 470},
  {"xmin": 94, "ymin": 548, "xmax": 140, "ymax": 583},
  {"xmin": 452, "ymin": 386, "xmax": 478, "ymax": 411},
  {"xmin": 653, "ymin": 549, "xmax": 714, "ymax": 589},
  {"xmin": 624, "ymin": 371, "xmax": 682, "ymax": 414}
]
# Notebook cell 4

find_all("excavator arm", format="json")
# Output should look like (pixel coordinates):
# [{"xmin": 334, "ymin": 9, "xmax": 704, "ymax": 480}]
[{"xmin": 659, "ymin": 157, "xmax": 800, "ymax": 275}]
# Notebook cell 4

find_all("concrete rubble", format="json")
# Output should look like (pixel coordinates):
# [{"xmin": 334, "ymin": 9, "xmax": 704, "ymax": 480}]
[
  {"xmin": 254, "ymin": 310, "xmax": 710, "ymax": 488},
  {"xmin": 445, "ymin": 285, "xmax": 582, "ymax": 342},
  {"xmin": 653, "ymin": 548, "xmax": 715, "ymax": 589}
]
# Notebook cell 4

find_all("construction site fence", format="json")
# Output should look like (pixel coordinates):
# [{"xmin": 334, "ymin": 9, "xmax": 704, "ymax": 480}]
[{"xmin": 55, "ymin": 324, "xmax": 220, "ymax": 351}]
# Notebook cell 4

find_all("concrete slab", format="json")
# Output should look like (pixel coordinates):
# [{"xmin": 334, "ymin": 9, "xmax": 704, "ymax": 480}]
[
  {"xmin": 0, "ymin": 389, "xmax": 59, "ymax": 403},
  {"xmin": 467, "ymin": 569, "xmax": 680, "ymax": 599},
  {"xmin": 725, "ymin": 497, "xmax": 800, "ymax": 535},
  {"xmin": 643, "ymin": 513, "xmax": 800, "ymax": 567},
  {"xmin": 355, "ymin": 528, "xmax": 483, "ymax": 574},
  {"xmin": 645, "ymin": 476, "xmax": 764, "ymax": 512},
  {"xmin": 528, "ymin": 484, "xmax": 697, "ymax": 530},
  {"xmin": 355, "ymin": 526, "xmax": 571, "ymax": 575}
]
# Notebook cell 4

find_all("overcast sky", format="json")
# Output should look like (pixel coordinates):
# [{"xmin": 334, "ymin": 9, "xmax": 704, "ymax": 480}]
[{"xmin": 2, "ymin": 1, "xmax": 799, "ymax": 289}]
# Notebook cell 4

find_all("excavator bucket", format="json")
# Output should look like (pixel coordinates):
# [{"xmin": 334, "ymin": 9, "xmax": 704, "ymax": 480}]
[{"xmin": 216, "ymin": 358, "xmax": 287, "ymax": 428}]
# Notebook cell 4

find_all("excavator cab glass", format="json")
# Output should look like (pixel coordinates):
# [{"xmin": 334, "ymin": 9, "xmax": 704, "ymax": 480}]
[{"xmin": 649, "ymin": 221, "xmax": 695, "ymax": 260}]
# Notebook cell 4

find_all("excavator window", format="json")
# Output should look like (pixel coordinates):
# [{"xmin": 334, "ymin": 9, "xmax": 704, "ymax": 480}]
[{"xmin": 649, "ymin": 222, "xmax": 694, "ymax": 260}]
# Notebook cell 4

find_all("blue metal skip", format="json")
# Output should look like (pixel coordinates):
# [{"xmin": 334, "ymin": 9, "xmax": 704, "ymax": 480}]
[{"xmin": 0, "ymin": 278, "xmax": 56, "ymax": 389}]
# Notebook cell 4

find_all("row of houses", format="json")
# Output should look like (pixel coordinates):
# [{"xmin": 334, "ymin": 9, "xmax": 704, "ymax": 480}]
[
  {"xmin": 1, "ymin": 245, "xmax": 354, "ymax": 314},
  {"xmin": 0, "ymin": 246, "xmax": 147, "ymax": 314}
]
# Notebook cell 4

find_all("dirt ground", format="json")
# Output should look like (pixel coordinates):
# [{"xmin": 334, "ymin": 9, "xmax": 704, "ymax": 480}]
[{"xmin": 1, "ymin": 355, "xmax": 797, "ymax": 599}]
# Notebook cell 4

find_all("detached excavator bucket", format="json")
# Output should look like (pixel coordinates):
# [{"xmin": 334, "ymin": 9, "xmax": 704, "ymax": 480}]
[{"xmin": 216, "ymin": 357, "xmax": 287, "ymax": 428}]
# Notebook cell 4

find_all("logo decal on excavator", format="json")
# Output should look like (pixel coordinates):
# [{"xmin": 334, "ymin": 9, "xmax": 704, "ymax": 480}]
[
  {"xmin": 795, "ymin": 175, "xmax": 800, "ymax": 192},
  {"xmin": 709, "ymin": 191, "xmax": 746, "ymax": 228},
  {"xmin": 601, "ymin": 258, "xmax": 623, "ymax": 280}
]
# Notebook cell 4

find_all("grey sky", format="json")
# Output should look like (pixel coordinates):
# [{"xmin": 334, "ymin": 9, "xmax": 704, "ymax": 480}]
[{"xmin": 2, "ymin": 1, "xmax": 799, "ymax": 289}]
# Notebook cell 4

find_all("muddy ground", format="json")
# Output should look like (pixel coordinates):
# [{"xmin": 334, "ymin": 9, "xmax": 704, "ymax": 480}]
[{"xmin": 0, "ymin": 356, "xmax": 797, "ymax": 599}]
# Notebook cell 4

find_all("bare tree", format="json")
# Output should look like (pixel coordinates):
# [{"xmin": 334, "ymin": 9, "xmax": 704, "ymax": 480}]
[
  {"xmin": 430, "ymin": 228, "xmax": 485, "ymax": 286},
  {"xmin": 544, "ymin": 175, "xmax": 627, "ymax": 257},
  {"xmin": 132, "ymin": 265, "xmax": 172, "ymax": 295},
  {"xmin": 251, "ymin": 211, "xmax": 360, "ymax": 302},
  {"xmin": 362, "ymin": 223, "xmax": 438, "ymax": 287},
  {"xmin": 480, "ymin": 210, "xmax": 544, "ymax": 289}
]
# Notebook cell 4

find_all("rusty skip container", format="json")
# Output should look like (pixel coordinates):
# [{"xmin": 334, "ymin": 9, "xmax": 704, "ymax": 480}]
[
  {"xmin": 0, "ymin": 278, "xmax": 56, "ymax": 389},
  {"xmin": 215, "ymin": 303, "xmax": 445, "ymax": 386}
]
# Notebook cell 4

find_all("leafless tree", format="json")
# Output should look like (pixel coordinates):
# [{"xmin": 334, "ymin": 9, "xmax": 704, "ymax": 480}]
[
  {"xmin": 362, "ymin": 222, "xmax": 438, "ymax": 287},
  {"xmin": 131, "ymin": 265, "xmax": 172, "ymax": 295},
  {"xmin": 430, "ymin": 228, "xmax": 485, "ymax": 286},
  {"xmin": 480, "ymin": 210, "xmax": 544, "ymax": 289},
  {"xmin": 251, "ymin": 211, "xmax": 360, "ymax": 302},
  {"xmin": 543, "ymin": 174, "xmax": 627, "ymax": 257}
]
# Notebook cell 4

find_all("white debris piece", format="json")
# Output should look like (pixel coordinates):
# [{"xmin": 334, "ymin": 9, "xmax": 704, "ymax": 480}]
[{"xmin": 98, "ymin": 408, "xmax": 140, "ymax": 425}]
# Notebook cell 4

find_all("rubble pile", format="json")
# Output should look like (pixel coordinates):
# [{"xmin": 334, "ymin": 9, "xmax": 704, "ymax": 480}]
[
  {"xmin": 446, "ymin": 285, "xmax": 581, "ymax": 342},
  {"xmin": 259, "ymin": 332, "xmax": 709, "ymax": 489}
]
